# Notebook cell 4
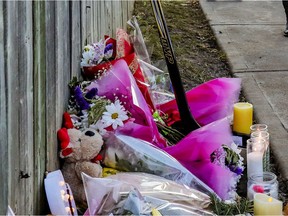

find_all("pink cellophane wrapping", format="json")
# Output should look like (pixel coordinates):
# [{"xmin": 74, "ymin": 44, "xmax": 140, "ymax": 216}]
[
  {"xmin": 164, "ymin": 118, "xmax": 237, "ymax": 200},
  {"xmin": 86, "ymin": 60, "xmax": 166, "ymax": 148},
  {"xmin": 157, "ymin": 78, "xmax": 241, "ymax": 126}
]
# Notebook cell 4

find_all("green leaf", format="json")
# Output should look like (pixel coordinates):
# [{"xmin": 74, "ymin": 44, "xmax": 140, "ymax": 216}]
[
  {"xmin": 88, "ymin": 98, "xmax": 109, "ymax": 125},
  {"xmin": 209, "ymin": 193, "xmax": 253, "ymax": 215}
]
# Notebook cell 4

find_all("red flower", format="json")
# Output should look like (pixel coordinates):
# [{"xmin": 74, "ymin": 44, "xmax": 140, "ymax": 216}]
[
  {"xmin": 165, "ymin": 110, "xmax": 181, "ymax": 126},
  {"xmin": 253, "ymin": 185, "xmax": 264, "ymax": 193}
]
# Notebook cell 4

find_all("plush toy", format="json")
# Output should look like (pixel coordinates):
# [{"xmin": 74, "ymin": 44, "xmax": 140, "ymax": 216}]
[{"xmin": 57, "ymin": 112, "xmax": 104, "ymax": 206}]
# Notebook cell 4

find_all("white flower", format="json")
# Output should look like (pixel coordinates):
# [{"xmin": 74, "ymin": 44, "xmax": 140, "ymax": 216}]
[
  {"xmin": 104, "ymin": 147, "xmax": 125, "ymax": 167},
  {"xmin": 230, "ymin": 142, "xmax": 244, "ymax": 168},
  {"xmin": 101, "ymin": 100, "xmax": 129, "ymax": 130},
  {"xmin": 90, "ymin": 120, "xmax": 107, "ymax": 136},
  {"xmin": 230, "ymin": 142, "xmax": 241, "ymax": 155},
  {"xmin": 80, "ymin": 45, "xmax": 95, "ymax": 67}
]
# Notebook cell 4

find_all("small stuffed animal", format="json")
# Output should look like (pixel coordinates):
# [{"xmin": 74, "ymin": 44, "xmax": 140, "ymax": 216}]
[{"xmin": 57, "ymin": 113, "xmax": 104, "ymax": 206}]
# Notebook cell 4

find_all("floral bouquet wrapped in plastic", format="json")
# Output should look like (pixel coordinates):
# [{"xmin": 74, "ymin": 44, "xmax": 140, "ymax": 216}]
[
  {"xmin": 63, "ymin": 21, "xmax": 244, "ymax": 204},
  {"xmin": 80, "ymin": 28, "xmax": 155, "ymax": 113},
  {"xmin": 67, "ymin": 59, "xmax": 166, "ymax": 148},
  {"xmin": 164, "ymin": 118, "xmax": 244, "ymax": 200},
  {"xmin": 102, "ymin": 133, "xmax": 215, "ymax": 196},
  {"xmin": 82, "ymin": 172, "xmax": 214, "ymax": 215},
  {"xmin": 66, "ymin": 59, "xmax": 243, "ymax": 201}
]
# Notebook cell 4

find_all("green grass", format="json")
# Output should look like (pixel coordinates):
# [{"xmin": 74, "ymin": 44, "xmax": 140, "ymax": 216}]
[{"xmin": 132, "ymin": 0, "xmax": 233, "ymax": 91}]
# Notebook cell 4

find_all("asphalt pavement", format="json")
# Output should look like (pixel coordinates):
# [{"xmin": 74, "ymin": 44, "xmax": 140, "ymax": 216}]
[{"xmin": 199, "ymin": 0, "xmax": 288, "ymax": 185}]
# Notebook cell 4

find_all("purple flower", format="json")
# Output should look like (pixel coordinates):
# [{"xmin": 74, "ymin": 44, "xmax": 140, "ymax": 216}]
[
  {"xmin": 210, "ymin": 147, "xmax": 226, "ymax": 166},
  {"xmin": 104, "ymin": 43, "xmax": 113, "ymax": 54},
  {"xmin": 228, "ymin": 165, "xmax": 243, "ymax": 175},
  {"xmin": 74, "ymin": 86, "xmax": 90, "ymax": 110},
  {"xmin": 104, "ymin": 44, "xmax": 113, "ymax": 59},
  {"xmin": 85, "ymin": 88, "xmax": 98, "ymax": 100},
  {"xmin": 92, "ymin": 41, "xmax": 105, "ymax": 64}
]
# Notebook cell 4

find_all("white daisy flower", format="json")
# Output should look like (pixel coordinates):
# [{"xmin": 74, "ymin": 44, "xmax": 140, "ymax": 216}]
[
  {"xmin": 101, "ymin": 100, "xmax": 129, "ymax": 130},
  {"xmin": 80, "ymin": 45, "xmax": 95, "ymax": 67}
]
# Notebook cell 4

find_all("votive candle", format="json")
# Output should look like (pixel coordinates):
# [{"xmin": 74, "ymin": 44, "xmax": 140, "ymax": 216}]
[
  {"xmin": 247, "ymin": 152, "xmax": 263, "ymax": 178},
  {"xmin": 251, "ymin": 131, "xmax": 270, "ymax": 171},
  {"xmin": 250, "ymin": 124, "xmax": 268, "ymax": 133},
  {"xmin": 246, "ymin": 138, "xmax": 265, "ymax": 178},
  {"xmin": 254, "ymin": 193, "xmax": 283, "ymax": 215},
  {"xmin": 247, "ymin": 172, "xmax": 278, "ymax": 200},
  {"xmin": 233, "ymin": 102, "xmax": 253, "ymax": 135}
]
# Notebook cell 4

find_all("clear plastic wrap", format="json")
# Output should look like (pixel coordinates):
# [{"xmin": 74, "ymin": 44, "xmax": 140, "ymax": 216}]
[
  {"xmin": 128, "ymin": 16, "xmax": 174, "ymax": 105},
  {"xmin": 102, "ymin": 133, "xmax": 216, "ymax": 197},
  {"xmin": 82, "ymin": 172, "xmax": 214, "ymax": 215}
]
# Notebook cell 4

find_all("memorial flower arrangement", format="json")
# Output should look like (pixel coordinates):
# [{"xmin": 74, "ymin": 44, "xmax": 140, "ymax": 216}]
[
  {"xmin": 49, "ymin": 25, "xmax": 247, "ymax": 215},
  {"xmin": 80, "ymin": 39, "xmax": 114, "ymax": 68}
]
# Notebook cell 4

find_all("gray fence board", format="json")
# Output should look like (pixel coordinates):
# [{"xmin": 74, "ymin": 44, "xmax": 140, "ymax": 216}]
[
  {"xmin": 0, "ymin": 1, "xmax": 8, "ymax": 214},
  {"xmin": 70, "ymin": 1, "xmax": 82, "ymax": 78},
  {"xmin": 6, "ymin": 1, "xmax": 21, "ymax": 213},
  {"xmin": 33, "ymin": 1, "xmax": 47, "ymax": 214},
  {"xmin": 81, "ymin": 1, "xmax": 88, "ymax": 46},
  {"xmin": 112, "ymin": 1, "xmax": 122, "ymax": 36},
  {"xmin": 45, "ymin": 1, "xmax": 58, "ymax": 172},
  {"xmin": 105, "ymin": 1, "xmax": 113, "ymax": 38},
  {"xmin": 1, "ymin": 1, "xmax": 135, "ymax": 214},
  {"xmin": 17, "ymin": 2, "xmax": 34, "ymax": 214},
  {"xmin": 55, "ymin": 1, "xmax": 70, "ymax": 128}
]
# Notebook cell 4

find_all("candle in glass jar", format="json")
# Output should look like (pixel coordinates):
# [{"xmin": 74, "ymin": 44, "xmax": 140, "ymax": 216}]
[
  {"xmin": 247, "ymin": 172, "xmax": 279, "ymax": 200},
  {"xmin": 246, "ymin": 138, "xmax": 265, "ymax": 178},
  {"xmin": 251, "ymin": 131, "xmax": 270, "ymax": 171},
  {"xmin": 254, "ymin": 193, "xmax": 283, "ymax": 215},
  {"xmin": 250, "ymin": 124, "xmax": 268, "ymax": 133},
  {"xmin": 233, "ymin": 102, "xmax": 253, "ymax": 135},
  {"xmin": 247, "ymin": 151, "xmax": 263, "ymax": 178}
]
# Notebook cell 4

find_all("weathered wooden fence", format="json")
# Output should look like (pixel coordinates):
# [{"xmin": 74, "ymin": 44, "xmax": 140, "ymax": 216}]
[{"xmin": 0, "ymin": 1, "xmax": 134, "ymax": 214}]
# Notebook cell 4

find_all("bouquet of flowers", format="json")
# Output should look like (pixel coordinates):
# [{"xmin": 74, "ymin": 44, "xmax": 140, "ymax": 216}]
[
  {"xmin": 164, "ymin": 118, "xmax": 244, "ymax": 200},
  {"xmin": 82, "ymin": 172, "xmax": 213, "ymax": 215},
  {"xmin": 80, "ymin": 28, "xmax": 156, "ymax": 113},
  {"xmin": 53, "ymin": 21, "xmax": 246, "ymax": 214},
  {"xmin": 68, "ymin": 59, "xmax": 166, "ymax": 148},
  {"xmin": 101, "ymin": 133, "xmax": 215, "ymax": 196}
]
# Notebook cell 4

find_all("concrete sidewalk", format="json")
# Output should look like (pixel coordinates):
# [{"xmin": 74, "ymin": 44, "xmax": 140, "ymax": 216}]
[{"xmin": 199, "ymin": 0, "xmax": 288, "ymax": 183}]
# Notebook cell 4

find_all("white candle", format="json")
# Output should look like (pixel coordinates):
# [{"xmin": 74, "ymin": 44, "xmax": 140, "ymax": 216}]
[
  {"xmin": 254, "ymin": 193, "xmax": 283, "ymax": 215},
  {"xmin": 247, "ymin": 151, "xmax": 263, "ymax": 178}
]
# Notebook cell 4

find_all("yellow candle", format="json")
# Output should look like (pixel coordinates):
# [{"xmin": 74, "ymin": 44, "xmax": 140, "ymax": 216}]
[
  {"xmin": 233, "ymin": 102, "xmax": 253, "ymax": 135},
  {"xmin": 254, "ymin": 193, "xmax": 283, "ymax": 215}
]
